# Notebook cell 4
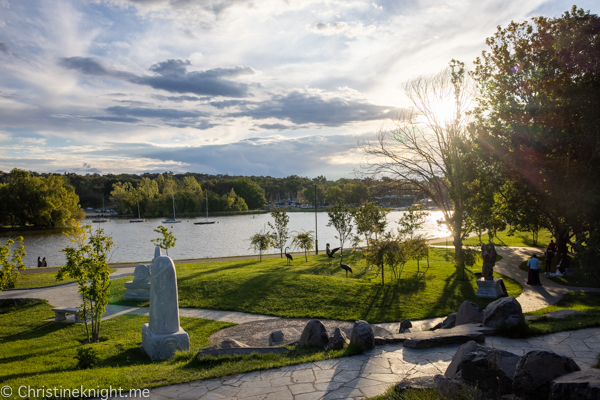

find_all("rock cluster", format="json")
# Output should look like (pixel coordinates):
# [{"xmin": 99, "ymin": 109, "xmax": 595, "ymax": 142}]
[
  {"xmin": 435, "ymin": 341, "xmax": 586, "ymax": 399},
  {"xmin": 435, "ymin": 297, "xmax": 525, "ymax": 333}
]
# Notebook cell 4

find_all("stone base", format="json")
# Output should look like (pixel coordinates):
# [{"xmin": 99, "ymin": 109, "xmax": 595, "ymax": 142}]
[
  {"xmin": 141, "ymin": 324, "xmax": 190, "ymax": 360},
  {"xmin": 124, "ymin": 281, "xmax": 150, "ymax": 301},
  {"xmin": 476, "ymin": 277, "xmax": 508, "ymax": 299}
]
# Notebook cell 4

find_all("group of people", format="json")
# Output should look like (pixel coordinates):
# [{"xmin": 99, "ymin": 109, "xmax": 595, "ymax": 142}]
[
  {"xmin": 526, "ymin": 239, "xmax": 570, "ymax": 285},
  {"xmin": 37, "ymin": 256, "xmax": 47, "ymax": 268}
]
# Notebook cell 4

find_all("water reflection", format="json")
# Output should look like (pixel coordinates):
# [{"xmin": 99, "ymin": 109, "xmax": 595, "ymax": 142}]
[{"xmin": 0, "ymin": 211, "xmax": 449, "ymax": 268}]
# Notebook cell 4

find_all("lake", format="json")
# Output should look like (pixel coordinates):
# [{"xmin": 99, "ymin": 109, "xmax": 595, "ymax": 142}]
[{"xmin": 0, "ymin": 211, "xmax": 450, "ymax": 268}]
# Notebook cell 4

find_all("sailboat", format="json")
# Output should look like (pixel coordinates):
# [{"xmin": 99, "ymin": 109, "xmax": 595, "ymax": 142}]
[
  {"xmin": 130, "ymin": 201, "xmax": 145, "ymax": 223},
  {"xmin": 162, "ymin": 189, "xmax": 181, "ymax": 223},
  {"xmin": 194, "ymin": 192, "xmax": 215, "ymax": 225},
  {"xmin": 92, "ymin": 197, "xmax": 109, "ymax": 223}
]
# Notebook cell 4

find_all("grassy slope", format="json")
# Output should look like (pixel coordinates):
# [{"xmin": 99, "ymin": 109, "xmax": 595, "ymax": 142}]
[
  {"xmin": 434, "ymin": 229, "xmax": 553, "ymax": 247},
  {"xmin": 14, "ymin": 269, "xmax": 117, "ymax": 289},
  {"xmin": 0, "ymin": 301, "xmax": 360, "ymax": 393},
  {"xmin": 110, "ymin": 249, "xmax": 522, "ymax": 323}
]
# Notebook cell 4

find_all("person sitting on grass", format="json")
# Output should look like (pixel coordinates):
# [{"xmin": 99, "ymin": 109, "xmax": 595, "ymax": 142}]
[{"xmin": 555, "ymin": 253, "xmax": 570, "ymax": 275}]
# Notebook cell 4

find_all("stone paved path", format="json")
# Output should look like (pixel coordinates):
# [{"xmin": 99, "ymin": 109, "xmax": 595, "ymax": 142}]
[{"xmin": 3, "ymin": 247, "xmax": 600, "ymax": 400}]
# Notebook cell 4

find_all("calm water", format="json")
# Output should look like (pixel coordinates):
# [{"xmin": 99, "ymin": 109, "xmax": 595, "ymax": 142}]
[{"xmin": 0, "ymin": 211, "xmax": 449, "ymax": 268}]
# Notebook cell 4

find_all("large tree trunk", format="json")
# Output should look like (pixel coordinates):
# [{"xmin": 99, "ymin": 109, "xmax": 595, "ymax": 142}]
[{"xmin": 554, "ymin": 227, "xmax": 570, "ymax": 255}]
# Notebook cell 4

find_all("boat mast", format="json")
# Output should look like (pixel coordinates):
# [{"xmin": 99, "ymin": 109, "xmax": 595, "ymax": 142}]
[
  {"xmin": 172, "ymin": 189, "xmax": 176, "ymax": 220},
  {"xmin": 206, "ymin": 190, "xmax": 209, "ymax": 221}
]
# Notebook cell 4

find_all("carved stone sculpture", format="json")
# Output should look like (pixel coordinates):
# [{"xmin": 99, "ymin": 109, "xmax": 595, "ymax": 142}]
[
  {"xmin": 123, "ymin": 263, "xmax": 151, "ymax": 300},
  {"xmin": 481, "ymin": 242, "xmax": 497, "ymax": 281},
  {"xmin": 142, "ymin": 247, "xmax": 189, "ymax": 360}
]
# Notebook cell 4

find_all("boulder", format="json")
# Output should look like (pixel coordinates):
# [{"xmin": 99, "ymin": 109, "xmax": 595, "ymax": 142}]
[
  {"xmin": 399, "ymin": 319, "xmax": 412, "ymax": 333},
  {"xmin": 444, "ymin": 340, "xmax": 521, "ymax": 396},
  {"xmin": 512, "ymin": 350, "xmax": 581, "ymax": 400},
  {"xmin": 402, "ymin": 324, "xmax": 487, "ymax": 349},
  {"xmin": 299, "ymin": 319, "xmax": 329, "ymax": 348},
  {"xmin": 483, "ymin": 297, "xmax": 524, "ymax": 329},
  {"xmin": 350, "ymin": 320, "xmax": 375, "ymax": 351},
  {"xmin": 374, "ymin": 336, "xmax": 387, "ymax": 346},
  {"xmin": 456, "ymin": 301, "xmax": 484, "ymax": 326},
  {"xmin": 550, "ymin": 369, "xmax": 600, "ymax": 400},
  {"xmin": 441, "ymin": 313, "xmax": 457, "ymax": 329},
  {"xmin": 213, "ymin": 339, "xmax": 248, "ymax": 349},
  {"xmin": 269, "ymin": 330, "xmax": 284, "ymax": 346},
  {"xmin": 328, "ymin": 327, "xmax": 349, "ymax": 350}
]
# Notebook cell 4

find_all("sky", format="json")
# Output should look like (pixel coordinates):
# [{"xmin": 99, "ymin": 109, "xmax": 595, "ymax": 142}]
[{"xmin": 0, "ymin": 0, "xmax": 598, "ymax": 179}]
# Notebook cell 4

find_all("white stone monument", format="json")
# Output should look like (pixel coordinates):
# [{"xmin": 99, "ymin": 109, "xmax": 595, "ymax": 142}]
[
  {"xmin": 123, "ymin": 263, "xmax": 151, "ymax": 301},
  {"xmin": 142, "ymin": 247, "xmax": 190, "ymax": 360}
]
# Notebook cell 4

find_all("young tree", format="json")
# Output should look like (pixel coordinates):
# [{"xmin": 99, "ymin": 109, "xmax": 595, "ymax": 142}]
[
  {"xmin": 291, "ymin": 230, "xmax": 315, "ymax": 261},
  {"xmin": 249, "ymin": 230, "xmax": 275, "ymax": 261},
  {"xmin": 361, "ymin": 60, "xmax": 475, "ymax": 264},
  {"xmin": 352, "ymin": 202, "xmax": 389, "ymax": 250},
  {"xmin": 0, "ymin": 236, "xmax": 26, "ymax": 291},
  {"xmin": 268, "ymin": 205, "xmax": 290, "ymax": 258},
  {"xmin": 58, "ymin": 220, "xmax": 114, "ymax": 343},
  {"xmin": 327, "ymin": 203, "xmax": 354, "ymax": 262},
  {"xmin": 366, "ymin": 234, "xmax": 410, "ymax": 285},
  {"xmin": 152, "ymin": 225, "xmax": 177, "ymax": 256},
  {"xmin": 397, "ymin": 203, "xmax": 429, "ymax": 240}
]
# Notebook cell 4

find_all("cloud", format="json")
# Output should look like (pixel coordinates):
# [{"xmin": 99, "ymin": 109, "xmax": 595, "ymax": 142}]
[
  {"xmin": 230, "ymin": 90, "xmax": 400, "ymax": 127},
  {"xmin": 209, "ymin": 99, "xmax": 250, "ymax": 109},
  {"xmin": 86, "ymin": 116, "xmax": 142, "ymax": 123},
  {"xmin": 59, "ymin": 56, "xmax": 255, "ymax": 98},
  {"xmin": 150, "ymin": 94, "xmax": 210, "ymax": 102},
  {"xmin": 0, "ymin": 42, "xmax": 9, "ymax": 54},
  {"xmin": 310, "ymin": 22, "xmax": 376, "ymax": 37},
  {"xmin": 106, "ymin": 105, "xmax": 208, "ymax": 119},
  {"xmin": 257, "ymin": 123, "xmax": 288, "ymax": 130}
]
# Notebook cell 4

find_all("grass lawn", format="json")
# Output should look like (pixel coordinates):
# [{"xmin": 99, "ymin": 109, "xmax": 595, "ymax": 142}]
[
  {"xmin": 109, "ymin": 249, "xmax": 522, "ymax": 323},
  {"xmin": 13, "ymin": 269, "xmax": 117, "ymax": 289},
  {"xmin": 0, "ymin": 300, "xmax": 360, "ymax": 395},
  {"xmin": 434, "ymin": 229, "xmax": 553, "ymax": 248},
  {"xmin": 523, "ymin": 292, "xmax": 600, "ymax": 335},
  {"xmin": 517, "ymin": 260, "xmax": 600, "ymax": 288}
]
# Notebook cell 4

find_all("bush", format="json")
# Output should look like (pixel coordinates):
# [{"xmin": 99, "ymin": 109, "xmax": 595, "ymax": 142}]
[{"xmin": 75, "ymin": 346, "xmax": 99, "ymax": 369}]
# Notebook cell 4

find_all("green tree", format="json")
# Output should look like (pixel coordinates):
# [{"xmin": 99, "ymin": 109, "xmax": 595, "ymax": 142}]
[
  {"xmin": 325, "ymin": 186, "xmax": 344, "ymax": 205},
  {"xmin": 472, "ymin": 6, "xmax": 600, "ymax": 255},
  {"xmin": 366, "ymin": 234, "xmax": 409, "ymax": 285},
  {"xmin": 249, "ymin": 229, "xmax": 275, "ymax": 261},
  {"xmin": 231, "ymin": 177, "xmax": 267, "ymax": 209},
  {"xmin": 361, "ymin": 60, "xmax": 475, "ymax": 264},
  {"xmin": 327, "ymin": 203, "xmax": 354, "ymax": 262},
  {"xmin": 291, "ymin": 230, "xmax": 315, "ymax": 261},
  {"xmin": 152, "ymin": 225, "xmax": 177, "ymax": 256},
  {"xmin": 0, "ymin": 236, "xmax": 26, "ymax": 290},
  {"xmin": 268, "ymin": 205, "xmax": 290, "ymax": 258},
  {"xmin": 352, "ymin": 202, "xmax": 389, "ymax": 250},
  {"xmin": 397, "ymin": 203, "xmax": 429, "ymax": 240},
  {"xmin": 58, "ymin": 220, "xmax": 114, "ymax": 342}
]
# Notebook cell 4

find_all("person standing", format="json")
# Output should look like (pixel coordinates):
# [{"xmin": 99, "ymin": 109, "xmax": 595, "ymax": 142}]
[
  {"xmin": 42, "ymin": 257, "xmax": 47, "ymax": 268},
  {"xmin": 527, "ymin": 254, "xmax": 542, "ymax": 285},
  {"xmin": 545, "ymin": 240, "xmax": 556, "ymax": 274},
  {"xmin": 37, "ymin": 256, "xmax": 42, "ymax": 268}
]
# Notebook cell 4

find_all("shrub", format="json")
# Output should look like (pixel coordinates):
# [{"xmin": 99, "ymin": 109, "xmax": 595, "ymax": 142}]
[{"xmin": 75, "ymin": 346, "xmax": 99, "ymax": 370}]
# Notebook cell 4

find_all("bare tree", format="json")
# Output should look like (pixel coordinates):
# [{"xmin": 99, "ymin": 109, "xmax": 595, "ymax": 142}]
[{"xmin": 360, "ymin": 60, "xmax": 474, "ymax": 263}]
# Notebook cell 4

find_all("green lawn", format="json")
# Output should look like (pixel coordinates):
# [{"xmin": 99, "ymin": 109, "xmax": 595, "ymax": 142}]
[
  {"xmin": 110, "ymin": 250, "xmax": 522, "ymax": 323},
  {"xmin": 0, "ymin": 300, "xmax": 360, "ymax": 395},
  {"xmin": 14, "ymin": 269, "xmax": 117, "ymax": 289},
  {"xmin": 434, "ymin": 229, "xmax": 553, "ymax": 248}
]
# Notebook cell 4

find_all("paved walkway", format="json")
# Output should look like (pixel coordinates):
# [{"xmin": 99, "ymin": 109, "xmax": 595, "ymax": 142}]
[{"xmin": 2, "ymin": 246, "xmax": 599, "ymax": 400}]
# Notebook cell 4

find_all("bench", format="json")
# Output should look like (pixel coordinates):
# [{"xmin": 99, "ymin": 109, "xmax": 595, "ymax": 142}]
[{"xmin": 52, "ymin": 307, "xmax": 82, "ymax": 322}]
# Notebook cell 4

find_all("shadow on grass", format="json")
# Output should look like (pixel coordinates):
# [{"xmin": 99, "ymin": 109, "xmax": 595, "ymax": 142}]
[{"xmin": 0, "ymin": 319, "xmax": 72, "ymax": 344}]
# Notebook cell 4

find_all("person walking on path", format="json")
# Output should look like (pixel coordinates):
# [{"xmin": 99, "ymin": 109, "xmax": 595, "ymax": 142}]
[
  {"xmin": 526, "ymin": 254, "xmax": 542, "ymax": 285},
  {"xmin": 37, "ymin": 257, "xmax": 42, "ymax": 268},
  {"xmin": 41, "ymin": 257, "xmax": 47, "ymax": 268}
]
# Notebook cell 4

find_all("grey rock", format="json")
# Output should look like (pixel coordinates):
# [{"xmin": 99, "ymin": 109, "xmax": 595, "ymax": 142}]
[
  {"xmin": 445, "ymin": 340, "xmax": 521, "ymax": 396},
  {"xmin": 456, "ymin": 300, "xmax": 484, "ymax": 325},
  {"xmin": 374, "ymin": 336, "xmax": 387, "ymax": 346},
  {"xmin": 399, "ymin": 319, "xmax": 412, "ymax": 333},
  {"xmin": 434, "ymin": 374, "xmax": 466, "ymax": 399},
  {"xmin": 550, "ymin": 369, "xmax": 600, "ymax": 400},
  {"xmin": 269, "ymin": 330, "xmax": 284, "ymax": 346},
  {"xmin": 483, "ymin": 296, "xmax": 524, "ymax": 329},
  {"xmin": 299, "ymin": 319, "xmax": 329, "ymax": 348},
  {"xmin": 513, "ymin": 350, "xmax": 581, "ymax": 400},
  {"xmin": 328, "ymin": 327, "xmax": 349, "ymax": 350},
  {"xmin": 396, "ymin": 375, "xmax": 436, "ymax": 392},
  {"xmin": 402, "ymin": 323, "xmax": 486, "ymax": 349},
  {"xmin": 350, "ymin": 320, "xmax": 375, "ymax": 351},
  {"xmin": 441, "ymin": 313, "xmax": 457, "ymax": 329}
]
